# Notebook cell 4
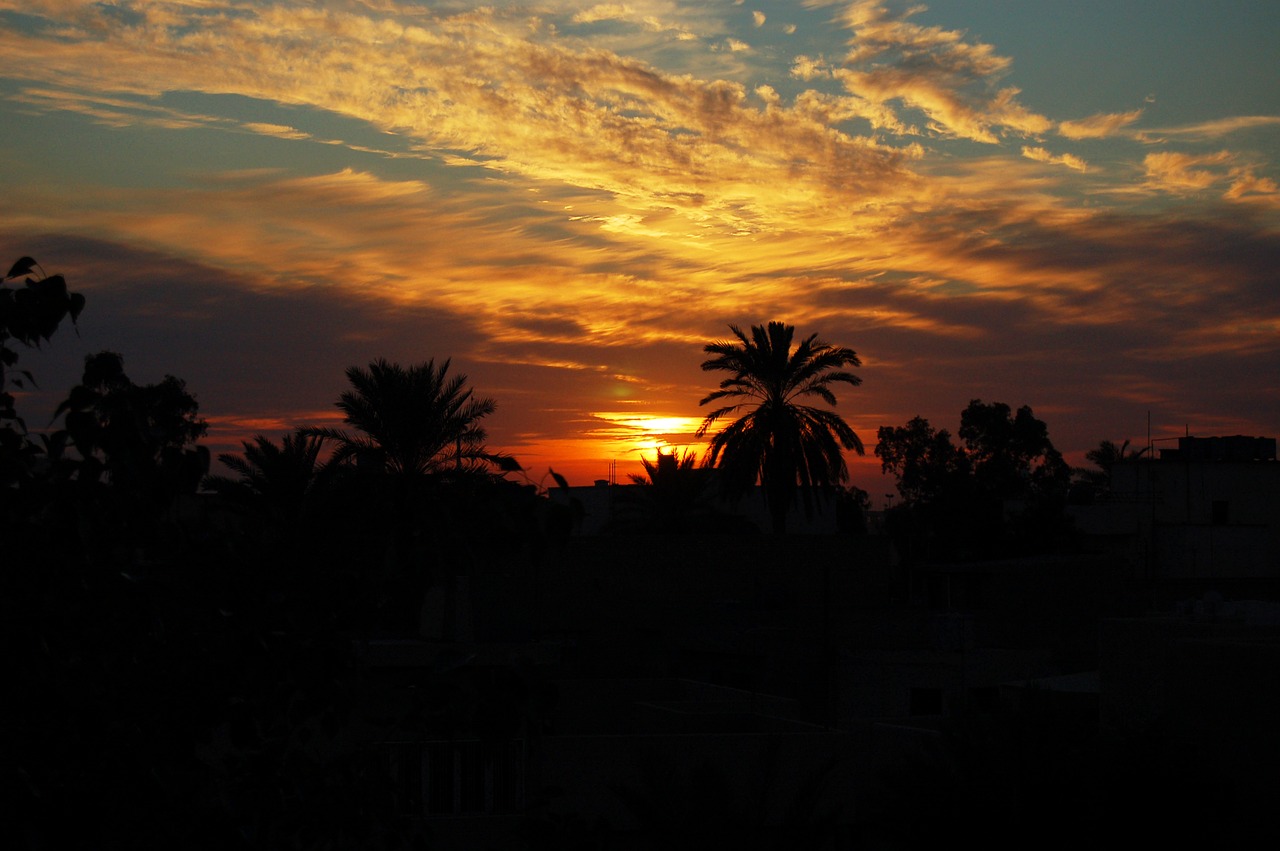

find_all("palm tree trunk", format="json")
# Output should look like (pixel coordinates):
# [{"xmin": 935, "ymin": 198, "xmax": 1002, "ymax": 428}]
[{"xmin": 764, "ymin": 452, "xmax": 792, "ymax": 534}]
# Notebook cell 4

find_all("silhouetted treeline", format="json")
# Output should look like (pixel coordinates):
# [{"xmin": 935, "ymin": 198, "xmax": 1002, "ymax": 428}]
[
  {"xmin": 3, "ymin": 257, "xmax": 573, "ymax": 849},
  {"xmin": 877, "ymin": 400, "xmax": 1074, "ymax": 561},
  {"xmin": 12, "ymin": 256, "xmax": 1246, "ymax": 848}
]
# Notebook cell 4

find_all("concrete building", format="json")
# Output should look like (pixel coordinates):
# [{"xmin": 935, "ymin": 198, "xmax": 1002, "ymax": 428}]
[{"xmin": 1071, "ymin": 435, "xmax": 1280, "ymax": 581}]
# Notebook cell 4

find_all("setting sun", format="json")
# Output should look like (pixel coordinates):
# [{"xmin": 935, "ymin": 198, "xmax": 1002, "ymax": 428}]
[{"xmin": 588, "ymin": 412, "xmax": 707, "ymax": 461}]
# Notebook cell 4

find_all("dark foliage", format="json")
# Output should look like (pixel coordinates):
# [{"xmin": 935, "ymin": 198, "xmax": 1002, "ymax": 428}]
[
  {"xmin": 306, "ymin": 357, "xmax": 500, "ymax": 480},
  {"xmin": 6, "ymin": 258, "xmax": 570, "ymax": 849},
  {"xmin": 1073, "ymin": 438, "xmax": 1148, "ymax": 501},
  {"xmin": 878, "ymin": 400, "xmax": 1073, "ymax": 560},
  {"xmin": 56, "ymin": 350, "xmax": 210, "ymax": 498},
  {"xmin": 0, "ymin": 256, "xmax": 84, "ymax": 482}
]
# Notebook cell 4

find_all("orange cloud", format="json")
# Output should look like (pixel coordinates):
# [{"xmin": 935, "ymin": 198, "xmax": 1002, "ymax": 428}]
[
  {"xmin": 1022, "ymin": 146, "xmax": 1088, "ymax": 172},
  {"xmin": 1058, "ymin": 109, "xmax": 1143, "ymax": 140},
  {"xmin": 820, "ymin": 0, "xmax": 1051, "ymax": 143},
  {"xmin": 1224, "ymin": 169, "xmax": 1280, "ymax": 201},
  {"xmin": 1141, "ymin": 115, "xmax": 1280, "ymax": 141},
  {"xmin": 1143, "ymin": 150, "xmax": 1235, "ymax": 193}
]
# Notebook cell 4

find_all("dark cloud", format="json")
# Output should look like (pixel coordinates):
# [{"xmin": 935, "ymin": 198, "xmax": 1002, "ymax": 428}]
[{"xmin": 6, "ymin": 231, "xmax": 489, "ymax": 442}]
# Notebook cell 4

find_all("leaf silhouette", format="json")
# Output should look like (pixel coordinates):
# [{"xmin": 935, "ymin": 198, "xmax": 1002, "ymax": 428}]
[
  {"xmin": 491, "ymin": 453, "xmax": 524, "ymax": 473},
  {"xmin": 5, "ymin": 256, "xmax": 36, "ymax": 279}
]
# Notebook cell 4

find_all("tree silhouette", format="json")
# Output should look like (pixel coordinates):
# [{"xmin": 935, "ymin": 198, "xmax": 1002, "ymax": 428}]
[
  {"xmin": 1, "ymin": 256, "xmax": 84, "ymax": 490},
  {"xmin": 37, "ymin": 351, "xmax": 210, "ymax": 567},
  {"xmin": 307, "ymin": 357, "xmax": 499, "ymax": 481},
  {"xmin": 876, "ymin": 416, "xmax": 977, "ymax": 560},
  {"xmin": 607, "ymin": 448, "xmax": 718, "ymax": 534},
  {"xmin": 55, "ymin": 350, "xmax": 209, "ymax": 504},
  {"xmin": 959, "ymin": 399, "xmax": 1071, "ymax": 504},
  {"xmin": 0, "ymin": 256, "xmax": 84, "ymax": 387},
  {"xmin": 207, "ymin": 429, "xmax": 333, "ymax": 520},
  {"xmin": 879, "ymin": 401, "xmax": 1073, "ymax": 559},
  {"xmin": 303, "ymin": 358, "xmax": 520, "ymax": 638},
  {"xmin": 960, "ymin": 399, "xmax": 1072, "ymax": 550},
  {"xmin": 876, "ymin": 416, "xmax": 972, "ymax": 507},
  {"xmin": 1079, "ymin": 438, "xmax": 1147, "ymax": 493},
  {"xmin": 697, "ymin": 322, "xmax": 864, "ymax": 534},
  {"xmin": 5, "ymin": 261, "xmax": 431, "ymax": 850}
]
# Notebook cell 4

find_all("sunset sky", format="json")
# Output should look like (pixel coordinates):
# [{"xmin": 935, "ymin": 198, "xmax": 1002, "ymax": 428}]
[{"xmin": 3, "ymin": 0, "xmax": 1278, "ymax": 494}]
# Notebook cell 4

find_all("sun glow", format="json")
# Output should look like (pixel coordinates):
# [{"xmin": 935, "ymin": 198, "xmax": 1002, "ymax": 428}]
[{"xmin": 588, "ymin": 412, "xmax": 707, "ymax": 459}]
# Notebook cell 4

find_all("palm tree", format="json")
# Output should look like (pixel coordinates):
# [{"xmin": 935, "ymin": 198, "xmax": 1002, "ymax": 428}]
[
  {"xmin": 307, "ymin": 358, "xmax": 498, "ymax": 482},
  {"xmin": 205, "ymin": 429, "xmax": 332, "ymax": 528},
  {"xmin": 697, "ymin": 322, "xmax": 864, "ymax": 534},
  {"xmin": 302, "ymin": 359, "xmax": 505, "ymax": 638},
  {"xmin": 629, "ymin": 448, "xmax": 704, "ymax": 486},
  {"xmin": 608, "ymin": 449, "xmax": 717, "ymax": 534},
  {"xmin": 1080, "ymin": 438, "xmax": 1148, "ymax": 493}
]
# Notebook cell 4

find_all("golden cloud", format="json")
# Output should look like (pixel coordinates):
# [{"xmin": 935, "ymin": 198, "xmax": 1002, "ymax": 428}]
[
  {"xmin": 1143, "ymin": 150, "xmax": 1235, "ymax": 193},
  {"xmin": 1142, "ymin": 115, "xmax": 1280, "ymax": 141},
  {"xmin": 1058, "ymin": 109, "xmax": 1143, "ymax": 140},
  {"xmin": 3, "ymin": 0, "xmax": 1277, "ymax": 468},
  {"xmin": 1022, "ymin": 146, "xmax": 1088, "ymax": 172},
  {"xmin": 817, "ymin": 0, "xmax": 1051, "ymax": 143}
]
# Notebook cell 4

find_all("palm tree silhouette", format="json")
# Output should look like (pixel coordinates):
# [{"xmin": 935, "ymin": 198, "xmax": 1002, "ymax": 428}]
[
  {"xmin": 1080, "ymin": 438, "xmax": 1148, "ymax": 493},
  {"xmin": 307, "ymin": 358, "xmax": 498, "ymax": 481},
  {"xmin": 697, "ymin": 322, "xmax": 864, "ymax": 534},
  {"xmin": 629, "ymin": 448, "xmax": 703, "ymax": 486},
  {"xmin": 302, "ymin": 359, "xmax": 507, "ymax": 638},
  {"xmin": 608, "ymin": 449, "xmax": 717, "ymax": 534},
  {"xmin": 206, "ymin": 429, "xmax": 333, "ymax": 529}
]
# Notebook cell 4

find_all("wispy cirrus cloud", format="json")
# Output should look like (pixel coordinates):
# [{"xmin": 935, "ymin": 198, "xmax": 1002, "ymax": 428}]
[
  {"xmin": 569, "ymin": 0, "xmax": 699, "ymax": 40},
  {"xmin": 1022, "ymin": 146, "xmax": 1087, "ymax": 172},
  {"xmin": 1142, "ymin": 149, "xmax": 1272, "ymax": 199},
  {"xmin": 1140, "ymin": 115, "xmax": 1280, "ymax": 141},
  {"xmin": 239, "ymin": 122, "xmax": 311, "ymax": 141},
  {"xmin": 3, "ymin": 1, "xmax": 925, "ymax": 235},
  {"xmin": 9, "ymin": 86, "xmax": 226, "ymax": 130},
  {"xmin": 1058, "ymin": 109, "xmax": 1144, "ymax": 140},
  {"xmin": 806, "ymin": 0, "xmax": 1052, "ymax": 143}
]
